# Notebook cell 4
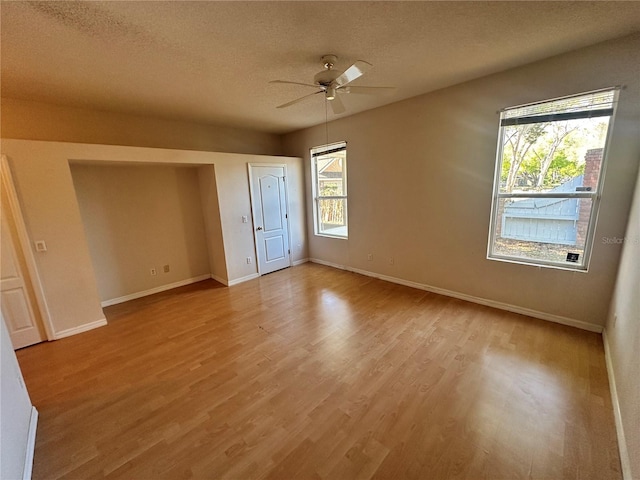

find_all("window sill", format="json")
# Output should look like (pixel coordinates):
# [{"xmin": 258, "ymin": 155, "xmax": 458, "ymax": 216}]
[
  {"xmin": 315, "ymin": 233, "xmax": 348, "ymax": 240},
  {"xmin": 487, "ymin": 254, "xmax": 589, "ymax": 272}
]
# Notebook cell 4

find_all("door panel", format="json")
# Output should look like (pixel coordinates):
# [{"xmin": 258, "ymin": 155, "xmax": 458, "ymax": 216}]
[
  {"xmin": 264, "ymin": 236, "xmax": 285, "ymax": 262},
  {"xmin": 250, "ymin": 165, "xmax": 291, "ymax": 275},
  {"xmin": 260, "ymin": 176, "xmax": 284, "ymax": 232},
  {"xmin": 1, "ymin": 228, "xmax": 20, "ymax": 279},
  {"xmin": 2, "ymin": 289, "xmax": 35, "ymax": 332}
]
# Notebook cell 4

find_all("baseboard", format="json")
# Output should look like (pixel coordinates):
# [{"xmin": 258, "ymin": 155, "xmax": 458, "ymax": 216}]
[
  {"xmin": 226, "ymin": 262, "xmax": 309, "ymax": 285},
  {"xmin": 23, "ymin": 406, "xmax": 38, "ymax": 480},
  {"xmin": 308, "ymin": 258, "xmax": 348, "ymax": 270},
  {"xmin": 308, "ymin": 258, "xmax": 603, "ymax": 333},
  {"xmin": 100, "ymin": 274, "xmax": 212, "ymax": 307},
  {"xmin": 210, "ymin": 274, "xmax": 228, "ymax": 286},
  {"xmin": 603, "ymin": 329, "xmax": 632, "ymax": 480},
  {"xmin": 54, "ymin": 318, "xmax": 107, "ymax": 339},
  {"xmin": 228, "ymin": 273, "xmax": 260, "ymax": 286}
]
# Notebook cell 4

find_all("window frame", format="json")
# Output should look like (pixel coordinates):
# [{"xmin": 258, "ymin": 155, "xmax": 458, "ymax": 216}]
[
  {"xmin": 487, "ymin": 87, "xmax": 619, "ymax": 271},
  {"xmin": 311, "ymin": 142, "xmax": 348, "ymax": 239}
]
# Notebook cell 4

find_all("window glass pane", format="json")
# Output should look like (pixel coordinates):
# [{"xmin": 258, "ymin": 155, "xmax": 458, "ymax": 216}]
[
  {"xmin": 316, "ymin": 151, "xmax": 346, "ymax": 196},
  {"xmin": 491, "ymin": 197, "xmax": 593, "ymax": 267},
  {"xmin": 500, "ymin": 117, "xmax": 609, "ymax": 194},
  {"xmin": 317, "ymin": 198, "xmax": 347, "ymax": 237}
]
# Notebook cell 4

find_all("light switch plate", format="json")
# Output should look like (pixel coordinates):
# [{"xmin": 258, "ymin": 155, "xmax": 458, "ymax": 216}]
[{"xmin": 35, "ymin": 240, "xmax": 47, "ymax": 252}]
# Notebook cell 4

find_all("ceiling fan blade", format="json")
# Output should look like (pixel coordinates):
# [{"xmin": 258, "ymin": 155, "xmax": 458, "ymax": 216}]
[
  {"xmin": 333, "ymin": 60, "xmax": 373, "ymax": 87},
  {"xmin": 277, "ymin": 91, "xmax": 323, "ymax": 109},
  {"xmin": 330, "ymin": 94, "xmax": 346, "ymax": 115},
  {"xmin": 341, "ymin": 86, "xmax": 396, "ymax": 95},
  {"xmin": 270, "ymin": 80, "xmax": 319, "ymax": 89}
]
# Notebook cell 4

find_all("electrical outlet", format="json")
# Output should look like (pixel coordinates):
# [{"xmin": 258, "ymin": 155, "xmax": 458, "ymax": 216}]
[
  {"xmin": 246, "ymin": 256, "xmax": 252, "ymax": 264},
  {"xmin": 163, "ymin": 264, "xmax": 170, "ymax": 273},
  {"xmin": 367, "ymin": 253, "xmax": 373, "ymax": 261},
  {"xmin": 150, "ymin": 268, "xmax": 157, "ymax": 276},
  {"xmin": 242, "ymin": 215, "xmax": 248, "ymax": 223}
]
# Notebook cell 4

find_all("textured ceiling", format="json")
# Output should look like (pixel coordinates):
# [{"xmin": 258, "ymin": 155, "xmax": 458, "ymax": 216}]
[{"xmin": 2, "ymin": 1, "xmax": 640, "ymax": 134}]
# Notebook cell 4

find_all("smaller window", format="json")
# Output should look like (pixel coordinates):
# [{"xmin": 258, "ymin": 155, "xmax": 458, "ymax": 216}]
[{"xmin": 311, "ymin": 142, "xmax": 348, "ymax": 238}]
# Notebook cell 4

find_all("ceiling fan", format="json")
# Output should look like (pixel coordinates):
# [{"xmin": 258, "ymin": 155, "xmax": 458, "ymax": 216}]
[{"xmin": 270, "ymin": 54, "xmax": 395, "ymax": 114}]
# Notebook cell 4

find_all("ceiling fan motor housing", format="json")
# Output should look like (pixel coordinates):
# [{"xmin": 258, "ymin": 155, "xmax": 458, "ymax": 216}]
[{"xmin": 314, "ymin": 69, "xmax": 340, "ymax": 87}]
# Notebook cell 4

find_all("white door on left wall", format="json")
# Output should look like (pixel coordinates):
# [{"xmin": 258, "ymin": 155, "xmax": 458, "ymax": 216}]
[{"xmin": 1, "ymin": 180, "xmax": 45, "ymax": 349}]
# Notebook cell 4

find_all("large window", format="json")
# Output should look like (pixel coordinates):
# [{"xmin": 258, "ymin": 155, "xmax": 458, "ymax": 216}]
[
  {"xmin": 311, "ymin": 142, "xmax": 348, "ymax": 238},
  {"xmin": 488, "ymin": 88, "xmax": 618, "ymax": 270}
]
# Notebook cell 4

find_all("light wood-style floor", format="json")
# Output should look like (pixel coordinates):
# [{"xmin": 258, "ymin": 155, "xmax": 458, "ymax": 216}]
[{"xmin": 17, "ymin": 263, "xmax": 621, "ymax": 479}]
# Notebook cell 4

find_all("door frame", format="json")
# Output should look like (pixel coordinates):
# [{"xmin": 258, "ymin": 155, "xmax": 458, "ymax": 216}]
[
  {"xmin": 1, "ymin": 155, "xmax": 55, "ymax": 341},
  {"xmin": 247, "ymin": 163, "xmax": 293, "ymax": 275}
]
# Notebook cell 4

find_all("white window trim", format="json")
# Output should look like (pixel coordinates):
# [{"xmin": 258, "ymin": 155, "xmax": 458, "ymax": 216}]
[
  {"xmin": 311, "ymin": 142, "xmax": 348, "ymax": 239},
  {"xmin": 487, "ymin": 88, "xmax": 620, "ymax": 271}
]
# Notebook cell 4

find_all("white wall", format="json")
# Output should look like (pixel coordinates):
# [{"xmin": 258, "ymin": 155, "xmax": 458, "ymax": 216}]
[
  {"xmin": 0, "ymin": 97, "xmax": 282, "ymax": 156},
  {"xmin": 283, "ymin": 33, "xmax": 640, "ymax": 329},
  {"xmin": 2, "ymin": 142, "xmax": 106, "ymax": 334},
  {"xmin": 0, "ymin": 313, "xmax": 36, "ymax": 480},
  {"xmin": 605, "ymin": 164, "xmax": 640, "ymax": 479},
  {"xmin": 70, "ymin": 164, "xmax": 212, "ymax": 302},
  {"xmin": 198, "ymin": 165, "xmax": 229, "ymax": 284},
  {"xmin": 1, "ymin": 140, "xmax": 306, "ymax": 336},
  {"xmin": 214, "ymin": 158, "xmax": 307, "ymax": 281}
]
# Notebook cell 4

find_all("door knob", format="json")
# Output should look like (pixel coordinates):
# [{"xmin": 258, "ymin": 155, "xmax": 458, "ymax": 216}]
[{"xmin": 256, "ymin": 226, "xmax": 263, "ymax": 231}]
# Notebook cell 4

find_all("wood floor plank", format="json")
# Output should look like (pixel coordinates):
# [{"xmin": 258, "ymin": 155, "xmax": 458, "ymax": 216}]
[{"xmin": 16, "ymin": 264, "xmax": 621, "ymax": 479}]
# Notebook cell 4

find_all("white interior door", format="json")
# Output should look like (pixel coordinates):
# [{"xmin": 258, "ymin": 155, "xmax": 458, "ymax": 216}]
[
  {"xmin": 250, "ymin": 165, "xmax": 291, "ymax": 275},
  {"xmin": 1, "ymin": 186, "xmax": 45, "ymax": 349}
]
